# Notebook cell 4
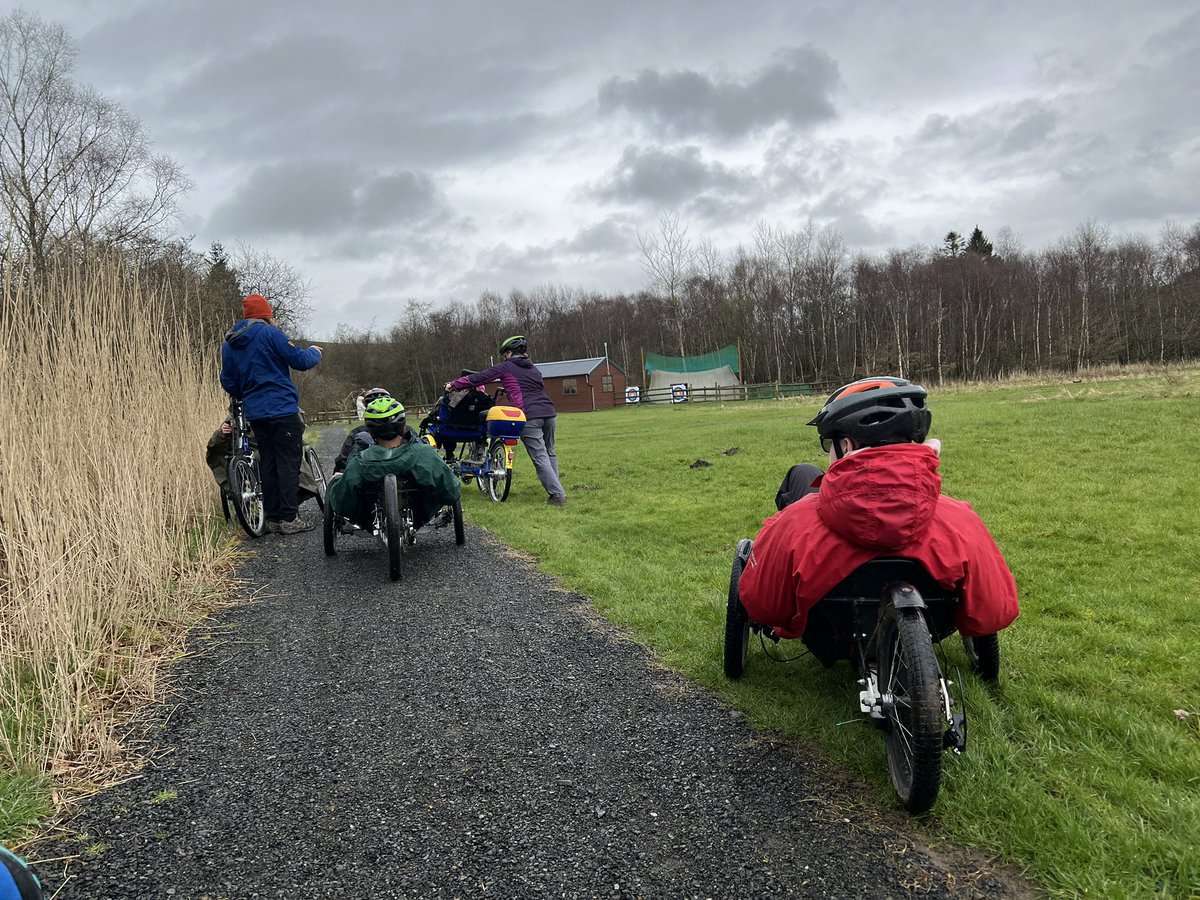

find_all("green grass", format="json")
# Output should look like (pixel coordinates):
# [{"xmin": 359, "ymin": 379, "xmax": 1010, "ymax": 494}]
[
  {"xmin": 0, "ymin": 770, "xmax": 51, "ymax": 846},
  {"xmin": 464, "ymin": 368, "xmax": 1200, "ymax": 899}
]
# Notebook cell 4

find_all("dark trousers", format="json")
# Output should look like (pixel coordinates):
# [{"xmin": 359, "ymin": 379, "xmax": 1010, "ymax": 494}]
[
  {"xmin": 775, "ymin": 463, "xmax": 824, "ymax": 511},
  {"xmin": 251, "ymin": 414, "xmax": 305, "ymax": 522}
]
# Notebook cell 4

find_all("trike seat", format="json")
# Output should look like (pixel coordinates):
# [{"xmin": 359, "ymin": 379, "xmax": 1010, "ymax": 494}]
[{"xmin": 802, "ymin": 557, "xmax": 960, "ymax": 666}]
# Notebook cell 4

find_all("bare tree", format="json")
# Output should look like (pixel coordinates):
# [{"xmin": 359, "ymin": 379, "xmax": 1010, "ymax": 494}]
[
  {"xmin": 234, "ymin": 243, "xmax": 312, "ymax": 334},
  {"xmin": 0, "ymin": 10, "xmax": 190, "ymax": 273},
  {"xmin": 638, "ymin": 212, "xmax": 694, "ymax": 358}
]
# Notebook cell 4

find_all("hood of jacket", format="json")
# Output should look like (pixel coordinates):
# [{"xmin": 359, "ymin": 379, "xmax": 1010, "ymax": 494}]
[
  {"xmin": 509, "ymin": 355, "xmax": 535, "ymax": 370},
  {"xmin": 816, "ymin": 443, "xmax": 942, "ymax": 551},
  {"xmin": 224, "ymin": 318, "xmax": 265, "ymax": 350}
]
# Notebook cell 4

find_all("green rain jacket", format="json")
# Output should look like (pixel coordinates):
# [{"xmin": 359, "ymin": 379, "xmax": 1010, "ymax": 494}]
[{"xmin": 328, "ymin": 440, "xmax": 460, "ymax": 527}]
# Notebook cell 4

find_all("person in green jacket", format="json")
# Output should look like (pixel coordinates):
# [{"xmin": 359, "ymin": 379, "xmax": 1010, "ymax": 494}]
[{"xmin": 328, "ymin": 396, "xmax": 460, "ymax": 531}]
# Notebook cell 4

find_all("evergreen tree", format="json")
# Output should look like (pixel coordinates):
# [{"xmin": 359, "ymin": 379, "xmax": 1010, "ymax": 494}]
[
  {"xmin": 965, "ymin": 226, "xmax": 994, "ymax": 258},
  {"xmin": 941, "ymin": 231, "xmax": 964, "ymax": 257}
]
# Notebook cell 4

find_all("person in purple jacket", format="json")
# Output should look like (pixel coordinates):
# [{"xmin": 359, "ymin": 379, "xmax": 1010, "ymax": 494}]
[
  {"xmin": 446, "ymin": 335, "xmax": 567, "ymax": 506},
  {"xmin": 220, "ymin": 293, "xmax": 323, "ymax": 532}
]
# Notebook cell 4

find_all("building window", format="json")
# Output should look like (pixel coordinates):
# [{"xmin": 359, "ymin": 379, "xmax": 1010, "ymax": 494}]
[
  {"xmin": 562, "ymin": 378, "xmax": 577, "ymax": 395},
  {"xmin": 602, "ymin": 375, "xmax": 613, "ymax": 392}
]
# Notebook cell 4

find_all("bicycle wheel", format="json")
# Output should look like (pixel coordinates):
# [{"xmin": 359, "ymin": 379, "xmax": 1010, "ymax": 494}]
[
  {"xmin": 323, "ymin": 495, "xmax": 337, "ymax": 556},
  {"xmin": 227, "ymin": 457, "xmax": 266, "ymax": 538},
  {"xmin": 878, "ymin": 604, "xmax": 943, "ymax": 813},
  {"xmin": 962, "ymin": 633, "xmax": 1001, "ymax": 682},
  {"xmin": 305, "ymin": 446, "xmax": 328, "ymax": 511},
  {"xmin": 452, "ymin": 497, "xmax": 465, "ymax": 546},
  {"xmin": 486, "ymin": 439, "xmax": 512, "ymax": 502},
  {"xmin": 723, "ymin": 547, "xmax": 750, "ymax": 679},
  {"xmin": 383, "ymin": 474, "xmax": 402, "ymax": 581}
]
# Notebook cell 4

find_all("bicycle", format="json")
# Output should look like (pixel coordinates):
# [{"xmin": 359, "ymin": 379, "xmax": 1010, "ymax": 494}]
[
  {"xmin": 225, "ymin": 400, "xmax": 266, "ymax": 538},
  {"xmin": 420, "ymin": 395, "xmax": 526, "ymax": 502}
]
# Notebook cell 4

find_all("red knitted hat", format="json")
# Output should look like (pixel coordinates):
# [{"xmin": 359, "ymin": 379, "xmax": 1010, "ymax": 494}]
[{"xmin": 242, "ymin": 293, "xmax": 272, "ymax": 319}]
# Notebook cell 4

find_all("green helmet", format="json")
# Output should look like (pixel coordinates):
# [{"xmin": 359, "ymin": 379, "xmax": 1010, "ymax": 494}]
[
  {"xmin": 362, "ymin": 396, "xmax": 406, "ymax": 439},
  {"xmin": 499, "ymin": 334, "xmax": 527, "ymax": 354}
]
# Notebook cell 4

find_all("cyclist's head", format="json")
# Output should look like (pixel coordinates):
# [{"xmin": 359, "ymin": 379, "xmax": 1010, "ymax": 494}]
[
  {"xmin": 242, "ymin": 293, "xmax": 272, "ymax": 321},
  {"xmin": 808, "ymin": 376, "xmax": 931, "ymax": 459},
  {"xmin": 362, "ymin": 396, "xmax": 406, "ymax": 441},
  {"xmin": 499, "ymin": 335, "xmax": 527, "ymax": 356},
  {"xmin": 0, "ymin": 846, "xmax": 42, "ymax": 899}
]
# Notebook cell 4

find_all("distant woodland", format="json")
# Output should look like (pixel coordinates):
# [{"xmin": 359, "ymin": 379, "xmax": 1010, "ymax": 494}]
[{"xmin": 302, "ymin": 217, "xmax": 1200, "ymax": 411}]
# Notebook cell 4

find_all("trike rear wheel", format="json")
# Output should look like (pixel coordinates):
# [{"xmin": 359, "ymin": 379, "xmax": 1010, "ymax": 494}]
[
  {"xmin": 879, "ymin": 605, "xmax": 943, "ymax": 813},
  {"xmin": 962, "ymin": 633, "xmax": 1000, "ymax": 682},
  {"xmin": 486, "ymin": 439, "xmax": 512, "ymax": 502},
  {"xmin": 452, "ymin": 498, "xmax": 465, "ymax": 545},
  {"xmin": 305, "ymin": 445, "xmax": 327, "ymax": 511},
  {"xmin": 723, "ymin": 547, "xmax": 750, "ymax": 679},
  {"xmin": 323, "ymin": 494, "xmax": 337, "ymax": 556}
]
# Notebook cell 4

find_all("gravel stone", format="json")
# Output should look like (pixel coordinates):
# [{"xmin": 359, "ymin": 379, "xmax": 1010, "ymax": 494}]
[{"xmin": 33, "ymin": 430, "xmax": 1030, "ymax": 898}]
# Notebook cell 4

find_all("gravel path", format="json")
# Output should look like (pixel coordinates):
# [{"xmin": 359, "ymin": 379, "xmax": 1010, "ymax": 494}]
[{"xmin": 35, "ymin": 429, "xmax": 1025, "ymax": 898}]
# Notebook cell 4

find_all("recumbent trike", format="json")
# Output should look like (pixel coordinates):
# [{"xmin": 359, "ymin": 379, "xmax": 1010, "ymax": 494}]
[{"xmin": 724, "ymin": 540, "xmax": 1000, "ymax": 813}]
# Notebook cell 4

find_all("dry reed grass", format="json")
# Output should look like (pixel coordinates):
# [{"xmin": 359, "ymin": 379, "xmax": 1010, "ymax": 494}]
[{"xmin": 0, "ymin": 257, "xmax": 229, "ymax": 796}]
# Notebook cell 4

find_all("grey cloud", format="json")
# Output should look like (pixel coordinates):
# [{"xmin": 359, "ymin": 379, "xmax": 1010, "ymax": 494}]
[
  {"xmin": 207, "ymin": 161, "xmax": 446, "ymax": 239},
  {"xmin": 598, "ymin": 45, "xmax": 839, "ymax": 139},
  {"xmin": 593, "ymin": 145, "xmax": 754, "ymax": 207},
  {"xmin": 914, "ymin": 100, "xmax": 1059, "ymax": 158}
]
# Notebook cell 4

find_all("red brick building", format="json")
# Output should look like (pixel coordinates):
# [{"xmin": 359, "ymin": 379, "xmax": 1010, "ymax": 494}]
[{"xmin": 536, "ymin": 357, "xmax": 628, "ymax": 413}]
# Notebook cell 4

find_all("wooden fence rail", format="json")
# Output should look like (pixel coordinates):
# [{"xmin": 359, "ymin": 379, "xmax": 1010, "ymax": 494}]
[{"xmin": 306, "ymin": 382, "xmax": 833, "ymax": 423}]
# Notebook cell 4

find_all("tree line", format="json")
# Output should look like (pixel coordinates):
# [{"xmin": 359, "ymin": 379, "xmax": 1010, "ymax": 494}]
[{"xmin": 307, "ymin": 216, "xmax": 1200, "ymax": 412}]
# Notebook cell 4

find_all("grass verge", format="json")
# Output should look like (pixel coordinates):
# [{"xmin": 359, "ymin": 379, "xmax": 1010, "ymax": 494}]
[{"xmin": 463, "ymin": 366, "xmax": 1200, "ymax": 898}]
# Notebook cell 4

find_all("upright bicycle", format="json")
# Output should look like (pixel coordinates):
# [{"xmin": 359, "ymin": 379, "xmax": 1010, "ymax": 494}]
[{"xmin": 225, "ymin": 400, "xmax": 266, "ymax": 537}]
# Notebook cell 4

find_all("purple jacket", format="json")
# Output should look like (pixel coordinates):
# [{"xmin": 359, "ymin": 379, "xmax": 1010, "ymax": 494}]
[{"xmin": 450, "ymin": 355, "xmax": 556, "ymax": 419}]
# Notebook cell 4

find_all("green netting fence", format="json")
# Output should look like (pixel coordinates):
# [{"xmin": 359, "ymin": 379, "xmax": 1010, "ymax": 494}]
[{"xmin": 644, "ymin": 345, "xmax": 739, "ymax": 375}]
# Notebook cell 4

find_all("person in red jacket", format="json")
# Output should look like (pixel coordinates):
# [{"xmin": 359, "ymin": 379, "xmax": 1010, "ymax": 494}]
[{"xmin": 737, "ymin": 377, "xmax": 1018, "ymax": 641}]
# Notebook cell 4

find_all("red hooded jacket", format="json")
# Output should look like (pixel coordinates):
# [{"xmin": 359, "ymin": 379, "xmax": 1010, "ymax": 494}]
[{"xmin": 738, "ymin": 443, "xmax": 1018, "ymax": 639}]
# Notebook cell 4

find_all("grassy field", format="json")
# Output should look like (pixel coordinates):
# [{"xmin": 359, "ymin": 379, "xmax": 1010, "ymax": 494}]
[{"xmin": 463, "ymin": 368, "xmax": 1200, "ymax": 898}]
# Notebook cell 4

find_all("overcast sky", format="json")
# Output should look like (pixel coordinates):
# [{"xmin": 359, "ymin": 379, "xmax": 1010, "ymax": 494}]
[{"xmin": 27, "ymin": 0, "xmax": 1200, "ymax": 337}]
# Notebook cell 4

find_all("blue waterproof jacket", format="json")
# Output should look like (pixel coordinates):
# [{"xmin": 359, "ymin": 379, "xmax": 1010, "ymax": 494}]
[{"xmin": 220, "ymin": 319, "xmax": 322, "ymax": 421}]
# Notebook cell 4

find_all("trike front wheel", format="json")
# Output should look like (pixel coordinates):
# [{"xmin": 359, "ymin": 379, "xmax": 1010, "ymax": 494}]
[
  {"xmin": 383, "ymin": 474, "xmax": 402, "ymax": 581},
  {"xmin": 878, "ymin": 605, "xmax": 943, "ymax": 813}
]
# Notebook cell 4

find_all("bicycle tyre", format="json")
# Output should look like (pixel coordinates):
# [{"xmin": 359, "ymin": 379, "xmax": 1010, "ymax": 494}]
[
  {"xmin": 879, "ymin": 604, "xmax": 943, "ymax": 813},
  {"xmin": 306, "ymin": 446, "xmax": 327, "ymax": 511},
  {"xmin": 487, "ymin": 439, "xmax": 512, "ymax": 502},
  {"xmin": 383, "ymin": 474, "xmax": 402, "ymax": 581},
  {"xmin": 452, "ymin": 498, "xmax": 465, "ymax": 546},
  {"xmin": 723, "ymin": 550, "xmax": 750, "ymax": 679},
  {"xmin": 228, "ymin": 457, "xmax": 266, "ymax": 538},
  {"xmin": 323, "ymin": 494, "xmax": 337, "ymax": 556},
  {"xmin": 962, "ymin": 633, "xmax": 1001, "ymax": 682}
]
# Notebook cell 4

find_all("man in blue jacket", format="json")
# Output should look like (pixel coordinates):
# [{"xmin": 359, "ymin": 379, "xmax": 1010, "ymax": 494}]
[{"xmin": 220, "ymin": 293, "xmax": 323, "ymax": 533}]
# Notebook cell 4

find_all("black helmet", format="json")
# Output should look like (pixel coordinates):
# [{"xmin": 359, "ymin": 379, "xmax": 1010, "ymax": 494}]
[
  {"xmin": 807, "ymin": 376, "xmax": 931, "ymax": 451},
  {"xmin": 361, "ymin": 387, "xmax": 390, "ymax": 404},
  {"xmin": 499, "ymin": 334, "xmax": 527, "ymax": 354},
  {"xmin": 362, "ymin": 396, "xmax": 407, "ymax": 440}
]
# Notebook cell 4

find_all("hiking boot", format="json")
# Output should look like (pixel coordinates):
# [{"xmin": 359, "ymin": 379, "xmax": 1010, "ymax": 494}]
[
  {"xmin": 546, "ymin": 495, "xmax": 567, "ymax": 507},
  {"xmin": 431, "ymin": 507, "xmax": 453, "ymax": 528},
  {"xmin": 277, "ymin": 517, "xmax": 315, "ymax": 534},
  {"xmin": 264, "ymin": 520, "xmax": 282, "ymax": 534}
]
